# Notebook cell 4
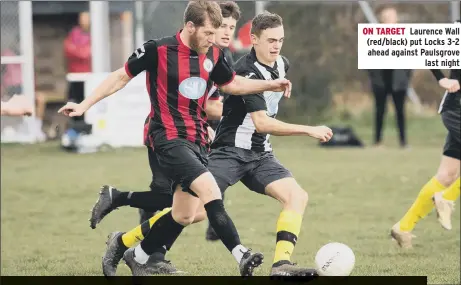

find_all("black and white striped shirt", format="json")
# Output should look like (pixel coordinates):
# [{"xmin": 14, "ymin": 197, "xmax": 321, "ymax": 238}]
[{"xmin": 212, "ymin": 48, "xmax": 289, "ymax": 152}]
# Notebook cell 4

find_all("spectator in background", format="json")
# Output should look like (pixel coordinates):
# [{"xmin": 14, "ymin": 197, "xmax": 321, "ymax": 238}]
[
  {"xmin": 64, "ymin": 11, "xmax": 91, "ymax": 122},
  {"xmin": 367, "ymin": 5, "xmax": 412, "ymax": 149},
  {"xmin": 1, "ymin": 44, "xmax": 47, "ymax": 141}
]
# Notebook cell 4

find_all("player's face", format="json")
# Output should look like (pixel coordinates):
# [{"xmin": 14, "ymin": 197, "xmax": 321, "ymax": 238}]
[
  {"xmin": 252, "ymin": 25, "xmax": 284, "ymax": 64},
  {"xmin": 189, "ymin": 17, "xmax": 217, "ymax": 54},
  {"xmin": 215, "ymin": 17, "xmax": 237, "ymax": 48}
]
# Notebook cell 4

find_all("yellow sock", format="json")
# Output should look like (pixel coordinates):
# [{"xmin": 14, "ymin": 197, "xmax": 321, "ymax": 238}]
[
  {"xmin": 273, "ymin": 210, "xmax": 303, "ymax": 265},
  {"xmin": 399, "ymin": 177, "xmax": 446, "ymax": 232},
  {"xmin": 442, "ymin": 178, "xmax": 460, "ymax": 201},
  {"xmin": 121, "ymin": 207, "xmax": 172, "ymax": 248}
]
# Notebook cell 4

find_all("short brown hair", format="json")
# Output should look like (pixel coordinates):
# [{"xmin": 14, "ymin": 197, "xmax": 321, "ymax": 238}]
[
  {"xmin": 219, "ymin": 1, "xmax": 241, "ymax": 21},
  {"xmin": 184, "ymin": 1, "xmax": 222, "ymax": 29},
  {"xmin": 251, "ymin": 11, "xmax": 283, "ymax": 37}
]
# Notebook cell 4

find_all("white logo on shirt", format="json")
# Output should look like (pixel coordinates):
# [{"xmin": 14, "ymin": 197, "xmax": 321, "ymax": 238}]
[
  {"xmin": 135, "ymin": 46, "xmax": 145, "ymax": 59},
  {"xmin": 203, "ymin": 58, "xmax": 213, "ymax": 72},
  {"xmin": 179, "ymin": 77, "xmax": 207, "ymax": 99},
  {"xmin": 245, "ymin": 72, "xmax": 256, "ymax": 79}
]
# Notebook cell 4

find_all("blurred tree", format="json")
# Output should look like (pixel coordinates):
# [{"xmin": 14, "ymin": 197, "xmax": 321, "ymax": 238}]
[{"xmin": 262, "ymin": 2, "xmax": 451, "ymax": 120}]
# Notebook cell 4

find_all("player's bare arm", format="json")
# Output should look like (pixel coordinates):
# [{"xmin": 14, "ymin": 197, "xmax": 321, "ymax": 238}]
[
  {"xmin": 250, "ymin": 110, "xmax": 333, "ymax": 142},
  {"xmin": 431, "ymin": 69, "xmax": 460, "ymax": 93},
  {"xmin": 1, "ymin": 94, "xmax": 33, "ymax": 116},
  {"xmin": 221, "ymin": 75, "xmax": 291, "ymax": 98},
  {"xmin": 58, "ymin": 67, "xmax": 131, "ymax": 117}
]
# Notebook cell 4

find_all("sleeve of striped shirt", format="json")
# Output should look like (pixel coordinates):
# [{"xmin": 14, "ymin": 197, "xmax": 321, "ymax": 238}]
[
  {"xmin": 430, "ymin": 69, "xmax": 445, "ymax": 82},
  {"xmin": 239, "ymin": 72, "xmax": 266, "ymax": 113},
  {"xmin": 244, "ymin": 94, "xmax": 267, "ymax": 113},
  {"xmin": 210, "ymin": 50, "xmax": 236, "ymax": 86},
  {"xmin": 124, "ymin": 40, "xmax": 158, "ymax": 78}
]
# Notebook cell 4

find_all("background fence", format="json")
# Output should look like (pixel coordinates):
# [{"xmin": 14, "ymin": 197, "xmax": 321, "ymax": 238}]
[
  {"xmin": 132, "ymin": 1, "xmax": 458, "ymax": 122},
  {"xmin": 1, "ymin": 1, "xmax": 36, "ymax": 143},
  {"xmin": 0, "ymin": 1, "xmax": 459, "ymax": 143}
]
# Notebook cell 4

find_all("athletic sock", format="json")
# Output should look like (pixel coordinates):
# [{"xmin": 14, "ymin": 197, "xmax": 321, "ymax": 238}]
[
  {"xmin": 113, "ymin": 191, "xmax": 172, "ymax": 213},
  {"xmin": 273, "ymin": 210, "xmax": 302, "ymax": 264},
  {"xmin": 204, "ymin": 199, "xmax": 241, "ymax": 253},
  {"xmin": 442, "ymin": 178, "xmax": 460, "ymax": 201},
  {"xmin": 399, "ymin": 177, "xmax": 446, "ymax": 231},
  {"xmin": 139, "ymin": 211, "xmax": 184, "ymax": 255},
  {"xmin": 231, "ymin": 244, "xmax": 248, "ymax": 263},
  {"xmin": 121, "ymin": 208, "xmax": 172, "ymax": 248}
]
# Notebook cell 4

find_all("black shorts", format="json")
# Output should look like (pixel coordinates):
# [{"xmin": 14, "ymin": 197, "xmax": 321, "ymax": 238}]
[
  {"xmin": 208, "ymin": 146, "xmax": 292, "ymax": 195},
  {"xmin": 147, "ymin": 147, "xmax": 173, "ymax": 195},
  {"xmin": 441, "ymin": 109, "xmax": 460, "ymax": 160},
  {"xmin": 152, "ymin": 135, "xmax": 209, "ymax": 197}
]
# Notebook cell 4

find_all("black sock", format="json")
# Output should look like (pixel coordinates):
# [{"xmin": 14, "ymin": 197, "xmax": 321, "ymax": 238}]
[
  {"xmin": 204, "ymin": 199, "xmax": 241, "ymax": 252},
  {"xmin": 113, "ymin": 191, "xmax": 172, "ymax": 213},
  {"xmin": 117, "ymin": 233, "xmax": 128, "ymax": 252},
  {"xmin": 129, "ymin": 192, "xmax": 173, "ymax": 213},
  {"xmin": 140, "ymin": 211, "xmax": 184, "ymax": 255},
  {"xmin": 207, "ymin": 193, "xmax": 224, "ymax": 233},
  {"xmin": 112, "ymin": 192, "xmax": 129, "ymax": 207}
]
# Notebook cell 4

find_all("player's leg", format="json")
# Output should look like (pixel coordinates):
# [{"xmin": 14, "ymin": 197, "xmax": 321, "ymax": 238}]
[
  {"xmin": 205, "ymin": 120, "xmax": 222, "ymax": 241},
  {"xmin": 101, "ymin": 207, "xmax": 178, "ymax": 276},
  {"xmin": 433, "ymin": 109, "xmax": 461, "ymax": 230},
  {"xmin": 391, "ymin": 89, "xmax": 407, "ymax": 147},
  {"xmin": 123, "ymin": 186, "xmax": 201, "ymax": 275},
  {"xmin": 138, "ymin": 147, "xmax": 176, "ymax": 223},
  {"xmin": 123, "ymin": 141, "xmax": 263, "ymax": 276},
  {"xmin": 204, "ymin": 147, "xmax": 244, "ymax": 242},
  {"xmin": 186, "ymin": 147, "xmax": 263, "ymax": 276},
  {"xmin": 373, "ymin": 86, "xmax": 387, "ymax": 146},
  {"xmin": 90, "ymin": 147, "xmax": 173, "ymax": 228},
  {"xmin": 188, "ymin": 172, "xmax": 264, "ymax": 276},
  {"xmin": 392, "ymin": 109, "xmax": 460, "ymax": 247},
  {"xmin": 205, "ymin": 192, "xmax": 224, "ymax": 241},
  {"xmin": 119, "ymin": 146, "xmax": 242, "ymax": 271},
  {"xmin": 102, "ymin": 151, "xmax": 231, "ymax": 276},
  {"xmin": 241, "ymin": 153, "xmax": 315, "ymax": 276}
]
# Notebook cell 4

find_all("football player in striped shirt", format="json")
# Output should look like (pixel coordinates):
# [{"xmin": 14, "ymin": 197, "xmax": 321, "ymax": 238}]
[{"xmin": 60, "ymin": 0, "xmax": 292, "ymax": 277}]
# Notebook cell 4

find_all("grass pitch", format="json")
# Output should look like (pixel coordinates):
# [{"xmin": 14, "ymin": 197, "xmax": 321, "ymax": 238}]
[{"xmin": 1, "ymin": 114, "xmax": 459, "ymax": 282}]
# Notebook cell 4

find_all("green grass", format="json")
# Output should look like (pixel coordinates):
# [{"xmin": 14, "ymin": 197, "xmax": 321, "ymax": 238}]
[{"xmin": 1, "ymin": 114, "xmax": 459, "ymax": 282}]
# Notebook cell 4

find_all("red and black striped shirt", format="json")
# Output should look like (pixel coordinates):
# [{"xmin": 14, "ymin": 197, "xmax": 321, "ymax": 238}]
[{"xmin": 124, "ymin": 31, "xmax": 235, "ymax": 147}]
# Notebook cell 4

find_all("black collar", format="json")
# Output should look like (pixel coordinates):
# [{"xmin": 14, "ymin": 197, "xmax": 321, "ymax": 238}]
[{"xmin": 250, "ymin": 48, "xmax": 278, "ymax": 71}]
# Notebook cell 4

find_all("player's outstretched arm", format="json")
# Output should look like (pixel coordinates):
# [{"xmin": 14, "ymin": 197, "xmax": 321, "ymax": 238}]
[
  {"xmin": 221, "ymin": 75, "xmax": 291, "ymax": 98},
  {"xmin": 58, "ymin": 67, "xmax": 131, "ymax": 117},
  {"xmin": 59, "ymin": 40, "xmax": 158, "ymax": 117},
  {"xmin": 431, "ymin": 69, "xmax": 460, "ymax": 93},
  {"xmin": 1, "ymin": 94, "xmax": 33, "ymax": 116},
  {"xmin": 250, "ymin": 110, "xmax": 333, "ymax": 142}
]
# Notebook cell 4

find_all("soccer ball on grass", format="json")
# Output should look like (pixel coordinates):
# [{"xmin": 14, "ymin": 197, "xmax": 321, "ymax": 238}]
[{"xmin": 314, "ymin": 242, "xmax": 355, "ymax": 276}]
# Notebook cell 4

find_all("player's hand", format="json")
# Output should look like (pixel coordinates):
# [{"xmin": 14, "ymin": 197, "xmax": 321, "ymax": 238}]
[
  {"xmin": 438, "ymin": 78, "xmax": 460, "ymax": 93},
  {"xmin": 307, "ymin": 125, "xmax": 333, "ymax": 143},
  {"xmin": 2, "ymin": 95, "xmax": 33, "ymax": 116},
  {"xmin": 207, "ymin": 126, "xmax": 216, "ymax": 143},
  {"xmin": 58, "ymin": 102, "xmax": 87, "ymax": 117},
  {"xmin": 269, "ymin": 78, "xmax": 292, "ymax": 98}
]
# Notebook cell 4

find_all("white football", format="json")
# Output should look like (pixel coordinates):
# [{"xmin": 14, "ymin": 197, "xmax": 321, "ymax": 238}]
[{"xmin": 315, "ymin": 242, "xmax": 355, "ymax": 276}]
